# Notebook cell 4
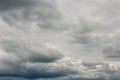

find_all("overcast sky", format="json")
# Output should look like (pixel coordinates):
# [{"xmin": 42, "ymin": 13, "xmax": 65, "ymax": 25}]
[{"xmin": 0, "ymin": 0, "xmax": 120, "ymax": 80}]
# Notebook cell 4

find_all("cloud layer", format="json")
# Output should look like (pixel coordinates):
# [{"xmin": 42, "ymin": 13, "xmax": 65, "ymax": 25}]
[
  {"xmin": 0, "ymin": 0, "xmax": 62, "ymax": 30},
  {"xmin": 0, "ymin": 0, "xmax": 120, "ymax": 80}
]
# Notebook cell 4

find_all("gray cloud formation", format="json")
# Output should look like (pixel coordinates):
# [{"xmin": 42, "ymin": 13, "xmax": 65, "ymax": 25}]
[
  {"xmin": 68, "ymin": 17, "xmax": 120, "ymax": 79},
  {"xmin": 69, "ymin": 17, "xmax": 120, "ymax": 61},
  {"xmin": 103, "ymin": 35, "xmax": 120, "ymax": 61},
  {"xmin": 71, "ymin": 18, "xmax": 97, "ymax": 45},
  {"xmin": 0, "ymin": 0, "xmax": 35, "ymax": 11},
  {"xmin": 0, "ymin": 0, "xmax": 120, "ymax": 80},
  {"xmin": 0, "ymin": 0, "xmax": 56, "ymax": 11},
  {"xmin": 0, "ymin": 0, "xmax": 67, "ymax": 79},
  {"xmin": 0, "ymin": 0, "xmax": 62, "ymax": 30},
  {"xmin": 0, "ymin": 39, "xmax": 67, "ymax": 79},
  {"xmin": 68, "ymin": 60, "xmax": 120, "ymax": 80},
  {"xmin": 0, "ymin": 32, "xmax": 65, "ymax": 79},
  {"xmin": 0, "ymin": 77, "xmax": 27, "ymax": 80},
  {"xmin": 0, "ymin": 55, "xmax": 77, "ymax": 79},
  {"xmin": 0, "ymin": 39, "xmax": 63, "ymax": 63},
  {"xmin": 0, "ymin": 53, "xmax": 120, "ymax": 80}
]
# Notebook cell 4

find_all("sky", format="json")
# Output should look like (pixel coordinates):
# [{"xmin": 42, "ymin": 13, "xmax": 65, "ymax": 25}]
[{"xmin": 0, "ymin": 0, "xmax": 120, "ymax": 80}]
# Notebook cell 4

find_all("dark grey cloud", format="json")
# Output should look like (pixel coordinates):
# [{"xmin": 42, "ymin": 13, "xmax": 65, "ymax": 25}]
[
  {"xmin": 101, "ymin": 63, "xmax": 120, "ymax": 80},
  {"xmin": 0, "ymin": 52, "xmax": 120, "ymax": 80},
  {"xmin": 68, "ymin": 18, "xmax": 105, "ymax": 59},
  {"xmin": 0, "ymin": 39, "xmax": 63, "ymax": 63},
  {"xmin": 0, "ymin": 0, "xmax": 62, "ymax": 30},
  {"xmin": 0, "ymin": 0, "xmax": 35, "ymax": 11},
  {"xmin": 0, "ymin": 38, "xmax": 66, "ymax": 79},
  {"xmin": 67, "ymin": 18, "xmax": 120, "ymax": 79},
  {"xmin": 0, "ymin": 0, "xmax": 55, "ymax": 11},
  {"xmin": 0, "ymin": 0, "xmax": 120, "ymax": 80},
  {"xmin": 0, "ymin": 56, "xmax": 78, "ymax": 79},
  {"xmin": 0, "ymin": 77, "xmax": 27, "ymax": 80},
  {"xmin": 70, "ymin": 18, "xmax": 102, "ymax": 46},
  {"xmin": 69, "ymin": 60, "xmax": 120, "ymax": 80},
  {"xmin": 69, "ymin": 17, "xmax": 120, "ymax": 61},
  {"xmin": 0, "ymin": 65, "xmax": 66, "ymax": 79},
  {"xmin": 103, "ymin": 36, "xmax": 120, "ymax": 61},
  {"xmin": 81, "ymin": 61, "xmax": 103, "ymax": 69},
  {"xmin": 71, "ymin": 77, "xmax": 106, "ymax": 80},
  {"xmin": 103, "ymin": 46, "xmax": 120, "ymax": 60},
  {"xmin": 0, "ymin": 1, "xmax": 66, "ymax": 79}
]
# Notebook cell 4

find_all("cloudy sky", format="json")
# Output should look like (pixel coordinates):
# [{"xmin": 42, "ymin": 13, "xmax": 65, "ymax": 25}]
[{"xmin": 0, "ymin": 0, "xmax": 120, "ymax": 80}]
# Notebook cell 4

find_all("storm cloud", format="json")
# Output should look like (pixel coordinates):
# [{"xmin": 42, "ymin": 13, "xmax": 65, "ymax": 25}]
[
  {"xmin": 0, "ymin": 0, "xmax": 120, "ymax": 80},
  {"xmin": 0, "ymin": 0, "xmax": 36, "ymax": 11},
  {"xmin": 0, "ymin": 0, "xmax": 62, "ymax": 30}
]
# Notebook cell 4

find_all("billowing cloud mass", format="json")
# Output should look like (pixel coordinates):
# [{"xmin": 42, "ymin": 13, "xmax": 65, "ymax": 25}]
[
  {"xmin": 0, "ymin": 0, "xmax": 120, "ymax": 80},
  {"xmin": 0, "ymin": 0, "xmax": 62, "ymax": 30},
  {"xmin": 103, "ymin": 35, "xmax": 120, "ymax": 61},
  {"xmin": 0, "ymin": 0, "xmax": 35, "ymax": 10},
  {"xmin": 0, "ymin": 39, "xmax": 63, "ymax": 63}
]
